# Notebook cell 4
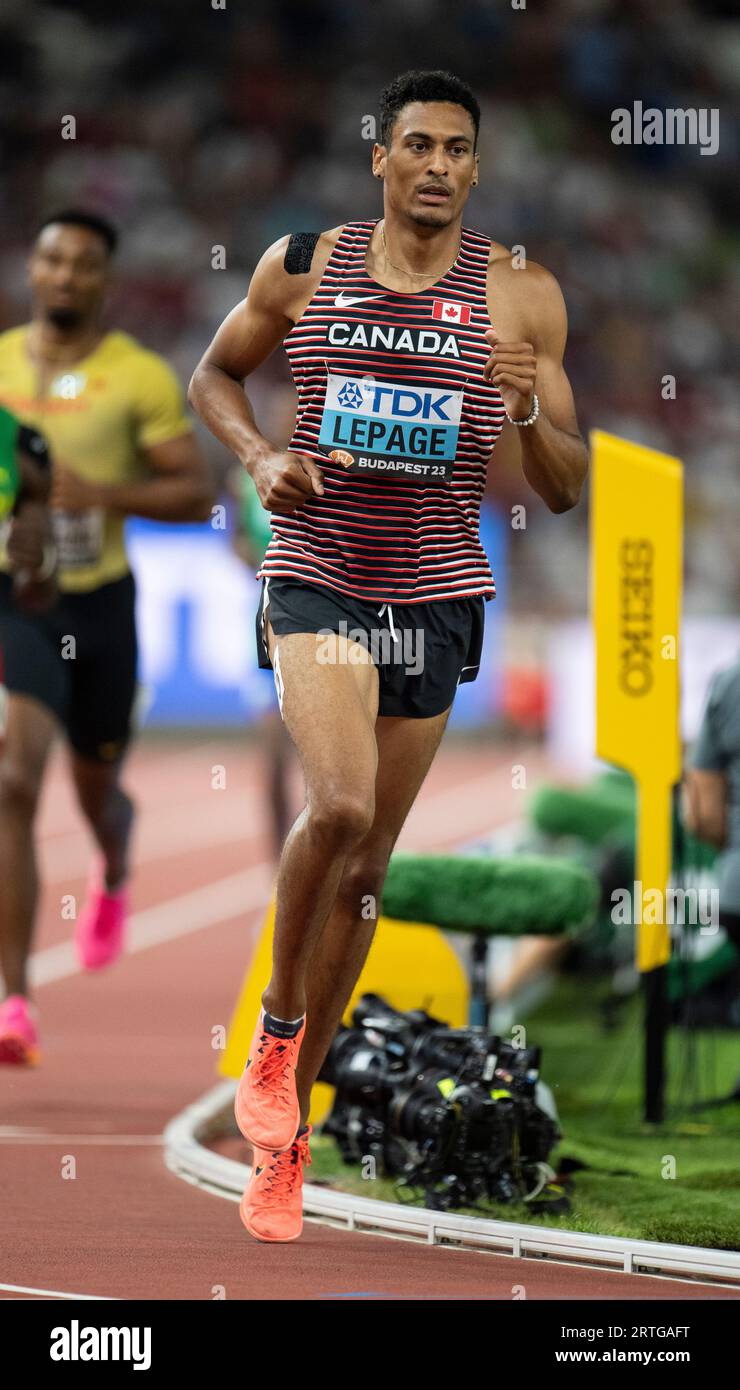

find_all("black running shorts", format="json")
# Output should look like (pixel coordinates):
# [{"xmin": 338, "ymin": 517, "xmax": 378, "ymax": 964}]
[
  {"xmin": 0, "ymin": 570, "xmax": 138, "ymax": 762},
  {"xmin": 255, "ymin": 576, "xmax": 486, "ymax": 719}
]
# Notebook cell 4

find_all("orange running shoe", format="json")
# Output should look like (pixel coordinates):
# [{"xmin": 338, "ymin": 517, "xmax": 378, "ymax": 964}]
[
  {"xmin": 234, "ymin": 1007, "xmax": 306, "ymax": 1151},
  {"xmin": 240, "ymin": 1124, "xmax": 313, "ymax": 1242}
]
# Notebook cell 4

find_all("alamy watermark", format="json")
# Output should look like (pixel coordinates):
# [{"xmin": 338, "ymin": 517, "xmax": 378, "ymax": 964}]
[
  {"xmin": 611, "ymin": 102, "xmax": 719, "ymax": 156},
  {"xmin": 50, "ymin": 1321, "xmax": 151, "ymax": 1370},
  {"xmin": 314, "ymin": 621, "xmax": 424, "ymax": 676},
  {"xmin": 611, "ymin": 880, "xmax": 720, "ymax": 933}
]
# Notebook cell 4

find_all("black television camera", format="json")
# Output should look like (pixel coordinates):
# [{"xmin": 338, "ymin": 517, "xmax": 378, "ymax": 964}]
[{"xmin": 317, "ymin": 993, "xmax": 561, "ymax": 1212}]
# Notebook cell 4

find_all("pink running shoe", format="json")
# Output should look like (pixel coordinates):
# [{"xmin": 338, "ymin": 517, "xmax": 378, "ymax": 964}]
[
  {"xmin": 0, "ymin": 995, "xmax": 41, "ymax": 1066},
  {"xmin": 74, "ymin": 862, "xmax": 129, "ymax": 971}
]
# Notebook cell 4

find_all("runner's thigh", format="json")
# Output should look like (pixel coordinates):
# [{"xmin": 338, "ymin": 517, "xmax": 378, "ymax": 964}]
[{"xmin": 265, "ymin": 619, "xmax": 379, "ymax": 802}]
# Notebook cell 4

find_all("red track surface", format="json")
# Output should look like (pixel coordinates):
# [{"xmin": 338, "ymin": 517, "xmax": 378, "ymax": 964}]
[{"xmin": 1, "ymin": 736, "xmax": 736, "ymax": 1301}]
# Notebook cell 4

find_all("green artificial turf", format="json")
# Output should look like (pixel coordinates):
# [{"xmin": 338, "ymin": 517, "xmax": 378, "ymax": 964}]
[{"xmin": 311, "ymin": 979, "xmax": 740, "ymax": 1250}]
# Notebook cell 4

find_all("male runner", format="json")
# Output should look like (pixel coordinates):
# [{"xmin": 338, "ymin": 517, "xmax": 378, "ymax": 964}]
[
  {"xmin": 0, "ymin": 210, "xmax": 213, "ymax": 1064},
  {"xmin": 190, "ymin": 69, "xmax": 588, "ymax": 1241}
]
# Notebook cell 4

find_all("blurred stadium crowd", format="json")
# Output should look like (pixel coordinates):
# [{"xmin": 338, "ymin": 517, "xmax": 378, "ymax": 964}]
[{"xmin": 0, "ymin": 0, "xmax": 738, "ymax": 617}]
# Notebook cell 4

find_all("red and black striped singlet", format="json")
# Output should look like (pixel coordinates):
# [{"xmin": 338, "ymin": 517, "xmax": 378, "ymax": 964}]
[{"xmin": 257, "ymin": 219, "xmax": 505, "ymax": 604}]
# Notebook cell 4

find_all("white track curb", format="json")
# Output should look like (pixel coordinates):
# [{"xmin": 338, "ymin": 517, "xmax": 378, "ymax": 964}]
[{"xmin": 164, "ymin": 1080, "xmax": 740, "ymax": 1288}]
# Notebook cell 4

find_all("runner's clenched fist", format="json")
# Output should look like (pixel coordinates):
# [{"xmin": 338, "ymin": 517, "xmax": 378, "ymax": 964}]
[
  {"xmin": 483, "ymin": 328, "xmax": 536, "ymax": 421},
  {"xmin": 251, "ymin": 450, "xmax": 324, "ymax": 515}
]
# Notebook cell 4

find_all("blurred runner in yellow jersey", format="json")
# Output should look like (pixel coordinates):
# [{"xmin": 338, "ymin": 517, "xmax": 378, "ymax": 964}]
[{"xmin": 0, "ymin": 209, "xmax": 215, "ymax": 1065}]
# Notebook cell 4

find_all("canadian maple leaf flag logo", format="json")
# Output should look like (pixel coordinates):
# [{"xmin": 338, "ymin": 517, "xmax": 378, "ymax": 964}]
[{"xmin": 432, "ymin": 300, "xmax": 471, "ymax": 325}]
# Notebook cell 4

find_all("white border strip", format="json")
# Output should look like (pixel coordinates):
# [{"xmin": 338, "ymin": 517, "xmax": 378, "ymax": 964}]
[
  {"xmin": 0, "ymin": 1282, "xmax": 116, "ymax": 1300},
  {"xmin": 163, "ymin": 1081, "xmax": 740, "ymax": 1287}
]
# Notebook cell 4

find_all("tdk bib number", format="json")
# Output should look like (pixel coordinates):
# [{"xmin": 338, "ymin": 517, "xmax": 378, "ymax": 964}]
[{"xmin": 318, "ymin": 372, "xmax": 463, "ymax": 483}]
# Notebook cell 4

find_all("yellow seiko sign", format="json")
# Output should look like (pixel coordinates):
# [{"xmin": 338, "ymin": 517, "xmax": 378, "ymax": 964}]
[{"xmin": 590, "ymin": 430, "xmax": 683, "ymax": 971}]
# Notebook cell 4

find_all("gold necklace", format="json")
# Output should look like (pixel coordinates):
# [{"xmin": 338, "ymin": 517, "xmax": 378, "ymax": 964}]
[{"xmin": 379, "ymin": 220, "xmax": 460, "ymax": 281}]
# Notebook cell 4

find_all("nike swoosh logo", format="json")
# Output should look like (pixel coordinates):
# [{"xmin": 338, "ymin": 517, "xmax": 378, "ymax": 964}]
[{"xmin": 333, "ymin": 292, "xmax": 387, "ymax": 309}]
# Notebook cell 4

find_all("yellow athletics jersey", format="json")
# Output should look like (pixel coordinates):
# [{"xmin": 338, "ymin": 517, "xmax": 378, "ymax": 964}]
[{"xmin": 0, "ymin": 326, "xmax": 193, "ymax": 592}]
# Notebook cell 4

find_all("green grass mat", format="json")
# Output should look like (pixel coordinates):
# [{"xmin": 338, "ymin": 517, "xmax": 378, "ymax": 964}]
[{"xmin": 311, "ymin": 980, "xmax": 740, "ymax": 1249}]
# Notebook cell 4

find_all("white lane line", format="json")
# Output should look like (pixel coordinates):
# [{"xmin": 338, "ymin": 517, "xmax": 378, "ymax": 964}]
[
  {"xmin": 401, "ymin": 764, "xmax": 538, "ymax": 846},
  {"xmin": 39, "ymin": 793, "xmax": 269, "ymax": 882},
  {"xmin": 0, "ymin": 1130, "xmax": 163, "ymax": 1145},
  {"xmin": 4, "ymin": 767, "xmax": 528, "ymax": 1302},
  {"xmin": 37, "ymin": 754, "xmax": 527, "ymax": 884},
  {"xmin": 36, "ymin": 739, "xmax": 238, "ymax": 838},
  {"xmin": 29, "ymin": 769, "xmax": 519, "ymax": 991},
  {"xmin": 30, "ymin": 863, "xmax": 273, "ymax": 988},
  {"xmin": 0, "ymin": 1282, "xmax": 116, "ymax": 1300},
  {"xmin": 39, "ymin": 752, "xmax": 526, "ymax": 881}
]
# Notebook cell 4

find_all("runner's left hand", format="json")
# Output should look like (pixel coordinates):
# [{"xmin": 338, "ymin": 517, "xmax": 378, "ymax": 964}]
[{"xmin": 483, "ymin": 329, "xmax": 536, "ymax": 421}]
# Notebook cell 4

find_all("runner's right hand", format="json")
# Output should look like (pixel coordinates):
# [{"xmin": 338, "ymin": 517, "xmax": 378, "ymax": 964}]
[
  {"xmin": 6, "ymin": 500, "xmax": 48, "ymax": 572},
  {"xmin": 250, "ymin": 451, "xmax": 324, "ymax": 515}
]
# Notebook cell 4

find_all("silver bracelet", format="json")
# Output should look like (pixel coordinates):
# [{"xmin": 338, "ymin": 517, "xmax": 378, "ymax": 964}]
[{"xmin": 505, "ymin": 392, "xmax": 540, "ymax": 427}]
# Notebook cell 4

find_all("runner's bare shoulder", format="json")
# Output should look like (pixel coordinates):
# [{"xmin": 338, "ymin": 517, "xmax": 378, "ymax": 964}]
[
  {"xmin": 487, "ymin": 242, "xmax": 561, "ymax": 295},
  {"xmin": 253, "ymin": 226, "xmax": 345, "ymax": 325}
]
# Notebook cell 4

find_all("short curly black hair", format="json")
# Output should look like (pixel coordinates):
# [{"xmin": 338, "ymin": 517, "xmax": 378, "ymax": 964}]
[
  {"xmin": 36, "ymin": 209, "xmax": 118, "ymax": 256},
  {"xmin": 379, "ymin": 70, "xmax": 480, "ymax": 151}
]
